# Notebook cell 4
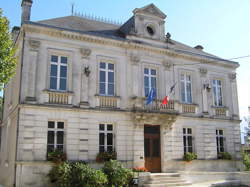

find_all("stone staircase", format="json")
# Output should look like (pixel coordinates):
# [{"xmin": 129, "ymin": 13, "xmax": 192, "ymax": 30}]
[{"xmin": 141, "ymin": 173, "xmax": 192, "ymax": 187}]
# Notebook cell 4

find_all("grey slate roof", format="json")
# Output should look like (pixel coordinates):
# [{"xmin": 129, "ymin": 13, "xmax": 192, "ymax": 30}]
[{"xmin": 34, "ymin": 15, "xmax": 237, "ymax": 65}]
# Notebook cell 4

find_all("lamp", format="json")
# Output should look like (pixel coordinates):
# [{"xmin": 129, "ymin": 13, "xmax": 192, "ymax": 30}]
[
  {"xmin": 84, "ymin": 66, "xmax": 91, "ymax": 77},
  {"xmin": 203, "ymin": 83, "xmax": 211, "ymax": 92}
]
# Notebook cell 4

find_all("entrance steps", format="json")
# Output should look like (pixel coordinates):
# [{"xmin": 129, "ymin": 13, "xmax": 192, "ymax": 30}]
[{"xmin": 141, "ymin": 173, "xmax": 192, "ymax": 187}]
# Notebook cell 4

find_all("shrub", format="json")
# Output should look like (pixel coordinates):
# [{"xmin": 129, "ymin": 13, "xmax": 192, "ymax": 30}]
[
  {"xmin": 96, "ymin": 151, "xmax": 117, "ymax": 163},
  {"xmin": 132, "ymin": 167, "xmax": 148, "ymax": 172},
  {"xmin": 47, "ymin": 149, "xmax": 67, "ymax": 163},
  {"xmin": 48, "ymin": 162, "xmax": 108, "ymax": 187},
  {"xmin": 183, "ymin": 152, "xmax": 197, "ymax": 162},
  {"xmin": 102, "ymin": 160, "xmax": 133, "ymax": 187},
  {"xmin": 218, "ymin": 152, "xmax": 232, "ymax": 160},
  {"xmin": 242, "ymin": 151, "xmax": 250, "ymax": 171}
]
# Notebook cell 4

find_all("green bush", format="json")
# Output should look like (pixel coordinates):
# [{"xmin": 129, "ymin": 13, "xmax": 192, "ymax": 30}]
[
  {"xmin": 218, "ymin": 152, "xmax": 232, "ymax": 160},
  {"xmin": 48, "ymin": 162, "xmax": 108, "ymax": 187},
  {"xmin": 47, "ymin": 149, "xmax": 67, "ymax": 163},
  {"xmin": 183, "ymin": 152, "xmax": 197, "ymax": 162},
  {"xmin": 242, "ymin": 151, "xmax": 250, "ymax": 171},
  {"xmin": 96, "ymin": 151, "xmax": 117, "ymax": 163},
  {"xmin": 102, "ymin": 160, "xmax": 133, "ymax": 187}
]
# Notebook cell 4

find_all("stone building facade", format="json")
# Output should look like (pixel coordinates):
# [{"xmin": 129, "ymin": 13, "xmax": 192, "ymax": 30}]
[{"xmin": 0, "ymin": 1, "xmax": 241, "ymax": 186}]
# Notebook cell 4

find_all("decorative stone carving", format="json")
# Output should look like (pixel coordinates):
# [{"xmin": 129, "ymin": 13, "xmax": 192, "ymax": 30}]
[
  {"xmin": 228, "ymin": 73, "xmax": 236, "ymax": 81},
  {"xmin": 199, "ymin": 68, "xmax": 207, "ymax": 76},
  {"xmin": 162, "ymin": 60, "xmax": 172, "ymax": 70},
  {"xmin": 130, "ymin": 55, "xmax": 140, "ymax": 65},
  {"xmin": 28, "ymin": 40, "xmax": 40, "ymax": 50},
  {"xmin": 80, "ymin": 48, "xmax": 91, "ymax": 58}
]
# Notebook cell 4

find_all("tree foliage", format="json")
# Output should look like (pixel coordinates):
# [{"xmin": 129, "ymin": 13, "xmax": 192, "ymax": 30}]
[{"xmin": 0, "ymin": 9, "xmax": 17, "ymax": 90}]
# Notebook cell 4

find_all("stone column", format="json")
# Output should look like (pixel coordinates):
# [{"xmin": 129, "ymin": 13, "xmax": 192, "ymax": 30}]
[
  {"xmin": 25, "ymin": 40, "xmax": 40, "ymax": 103},
  {"xmin": 229, "ymin": 73, "xmax": 239, "ymax": 119},
  {"xmin": 162, "ymin": 60, "xmax": 173, "ymax": 97},
  {"xmin": 79, "ymin": 48, "xmax": 91, "ymax": 108}
]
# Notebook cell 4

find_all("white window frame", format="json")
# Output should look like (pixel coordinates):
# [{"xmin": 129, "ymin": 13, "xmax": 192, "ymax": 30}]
[
  {"xmin": 213, "ymin": 79, "xmax": 223, "ymax": 106},
  {"xmin": 50, "ymin": 55, "xmax": 68, "ymax": 91},
  {"xmin": 144, "ymin": 67, "xmax": 157, "ymax": 97},
  {"xmin": 47, "ymin": 121, "xmax": 65, "ymax": 153},
  {"xmin": 99, "ymin": 62, "xmax": 115, "ymax": 96},
  {"xmin": 181, "ymin": 73, "xmax": 192, "ymax": 103},
  {"xmin": 216, "ymin": 129, "xmax": 225, "ymax": 153},
  {"xmin": 99, "ymin": 123, "xmax": 115, "ymax": 152},
  {"xmin": 183, "ymin": 127, "xmax": 194, "ymax": 153}
]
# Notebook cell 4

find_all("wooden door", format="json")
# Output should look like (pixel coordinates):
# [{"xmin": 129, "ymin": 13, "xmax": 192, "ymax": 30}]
[{"xmin": 144, "ymin": 125, "xmax": 161, "ymax": 172}]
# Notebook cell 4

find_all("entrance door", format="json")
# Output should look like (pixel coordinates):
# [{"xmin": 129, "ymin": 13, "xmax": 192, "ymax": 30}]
[{"xmin": 144, "ymin": 125, "xmax": 161, "ymax": 172}]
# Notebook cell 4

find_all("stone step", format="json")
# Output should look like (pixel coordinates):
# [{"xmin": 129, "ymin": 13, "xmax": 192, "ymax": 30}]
[
  {"xmin": 146, "ymin": 179, "xmax": 187, "ymax": 184},
  {"xmin": 143, "ymin": 181, "xmax": 192, "ymax": 187}
]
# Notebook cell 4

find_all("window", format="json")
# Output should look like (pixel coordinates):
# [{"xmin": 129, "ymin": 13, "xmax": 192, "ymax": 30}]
[
  {"xmin": 216, "ymin": 129, "xmax": 224, "ymax": 153},
  {"xmin": 213, "ymin": 80, "xmax": 223, "ymax": 106},
  {"xmin": 99, "ymin": 62, "xmax": 114, "ymax": 96},
  {"xmin": 50, "ymin": 55, "xmax": 68, "ymax": 91},
  {"xmin": 183, "ymin": 128, "xmax": 193, "ymax": 153},
  {"xmin": 181, "ymin": 73, "xmax": 192, "ymax": 103},
  {"xmin": 99, "ymin": 124, "xmax": 114, "ymax": 152},
  {"xmin": 47, "ymin": 121, "xmax": 64, "ymax": 154},
  {"xmin": 144, "ymin": 68, "xmax": 157, "ymax": 97}
]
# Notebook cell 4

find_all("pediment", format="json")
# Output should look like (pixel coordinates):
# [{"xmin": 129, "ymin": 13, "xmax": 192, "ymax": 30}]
[{"xmin": 133, "ymin": 3, "xmax": 166, "ymax": 19}]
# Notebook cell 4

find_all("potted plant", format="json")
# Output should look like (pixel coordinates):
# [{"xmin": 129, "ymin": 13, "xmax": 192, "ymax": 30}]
[{"xmin": 183, "ymin": 152, "xmax": 197, "ymax": 162}]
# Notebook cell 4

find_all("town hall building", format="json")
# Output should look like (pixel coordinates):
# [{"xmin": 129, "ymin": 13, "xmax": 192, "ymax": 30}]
[{"xmin": 0, "ymin": 0, "xmax": 242, "ymax": 186}]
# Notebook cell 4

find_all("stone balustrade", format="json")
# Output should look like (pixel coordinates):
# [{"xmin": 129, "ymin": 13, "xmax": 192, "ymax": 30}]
[
  {"xmin": 95, "ymin": 95, "xmax": 120, "ymax": 108},
  {"xmin": 213, "ymin": 107, "xmax": 229, "ymax": 117},
  {"xmin": 181, "ymin": 103, "xmax": 197, "ymax": 114},
  {"xmin": 43, "ymin": 90, "xmax": 73, "ymax": 105}
]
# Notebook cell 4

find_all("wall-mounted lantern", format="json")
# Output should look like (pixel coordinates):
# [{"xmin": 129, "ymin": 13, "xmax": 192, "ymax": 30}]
[{"xmin": 84, "ymin": 66, "xmax": 91, "ymax": 77}]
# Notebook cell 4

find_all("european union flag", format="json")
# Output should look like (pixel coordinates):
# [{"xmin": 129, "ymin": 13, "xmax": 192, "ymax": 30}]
[{"xmin": 146, "ymin": 88, "xmax": 156, "ymax": 105}]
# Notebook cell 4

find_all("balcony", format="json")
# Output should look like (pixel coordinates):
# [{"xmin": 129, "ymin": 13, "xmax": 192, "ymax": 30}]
[
  {"xmin": 95, "ymin": 95, "xmax": 120, "ymax": 108},
  {"xmin": 43, "ymin": 90, "xmax": 73, "ymax": 105},
  {"xmin": 212, "ymin": 106, "xmax": 229, "ymax": 118},
  {"xmin": 180, "ymin": 103, "xmax": 198, "ymax": 114}
]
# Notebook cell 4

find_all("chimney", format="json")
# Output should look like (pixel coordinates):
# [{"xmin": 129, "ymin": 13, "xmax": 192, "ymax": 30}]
[
  {"xmin": 194, "ymin": 45, "xmax": 204, "ymax": 51},
  {"xmin": 21, "ymin": 0, "xmax": 33, "ymax": 25}
]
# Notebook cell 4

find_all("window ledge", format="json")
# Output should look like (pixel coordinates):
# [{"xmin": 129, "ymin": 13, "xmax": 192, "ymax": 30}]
[
  {"xmin": 43, "ymin": 89, "xmax": 74, "ymax": 95},
  {"xmin": 94, "ymin": 94, "xmax": 120, "ymax": 98},
  {"xmin": 211, "ymin": 105, "xmax": 228, "ymax": 109}
]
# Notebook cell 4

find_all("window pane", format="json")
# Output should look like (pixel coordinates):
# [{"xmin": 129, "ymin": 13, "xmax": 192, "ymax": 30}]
[
  {"xmin": 107, "ymin": 146, "xmax": 113, "ymax": 152},
  {"xmin": 61, "ymin": 56, "xmax": 67, "ymax": 64},
  {"xmin": 187, "ymin": 75, "xmax": 191, "ymax": 81},
  {"xmin": 51, "ymin": 55, "xmax": 58, "ymax": 62},
  {"xmin": 57, "ymin": 131, "xmax": 64, "ymax": 144},
  {"xmin": 151, "ymin": 69, "xmax": 156, "ymax": 75},
  {"xmin": 57, "ymin": 145, "xmax": 63, "ymax": 152},
  {"xmin": 181, "ymin": 82, "xmax": 185, "ymax": 102},
  {"xmin": 187, "ymin": 83, "xmax": 192, "ymax": 103},
  {"xmin": 145, "ymin": 88, "xmax": 149, "ymax": 97},
  {"xmin": 144, "ymin": 76, "xmax": 149, "ymax": 87},
  {"xmin": 108, "ymin": 72, "xmax": 114, "ymax": 83},
  {"xmin": 183, "ymin": 128, "xmax": 186, "ymax": 134},
  {"xmin": 183, "ymin": 136, "xmax": 186, "ymax": 147},
  {"xmin": 181, "ymin": 74, "xmax": 184, "ymax": 80},
  {"xmin": 59, "ymin": 78, "xmax": 67, "ymax": 90},
  {"xmin": 57, "ymin": 122, "xmax": 64, "ymax": 129},
  {"xmin": 187, "ymin": 128, "xmax": 192, "ymax": 134},
  {"xmin": 144, "ymin": 68, "xmax": 149, "ymax": 74},
  {"xmin": 47, "ymin": 145, "xmax": 54, "ymax": 153},
  {"xmin": 107, "ymin": 133, "xmax": 113, "ymax": 145},
  {"xmin": 151, "ymin": 77, "xmax": 156, "ymax": 88},
  {"xmin": 188, "ymin": 147, "xmax": 193, "ymax": 153},
  {"xmin": 60, "ymin": 66, "xmax": 67, "ymax": 78},
  {"xmin": 99, "ymin": 133, "xmax": 104, "ymax": 145},
  {"xmin": 100, "ymin": 62, "xmax": 106, "ymax": 69},
  {"xmin": 108, "ymin": 63, "xmax": 114, "ymax": 70},
  {"xmin": 99, "ymin": 83, "xmax": 106, "ymax": 95},
  {"xmin": 50, "ymin": 77, "xmax": 57, "ymax": 89},
  {"xmin": 219, "ymin": 137, "xmax": 224, "ymax": 147},
  {"xmin": 50, "ymin": 64, "xmax": 57, "ymax": 76},
  {"xmin": 100, "ymin": 71, "xmax": 106, "ymax": 82},
  {"xmin": 217, "ymin": 80, "xmax": 221, "ymax": 86},
  {"xmin": 48, "ymin": 121, "xmax": 55, "ymax": 128},
  {"xmin": 99, "ymin": 124, "xmax": 105, "ymax": 131},
  {"xmin": 47, "ymin": 131, "xmax": 54, "ymax": 144},
  {"xmin": 219, "ymin": 130, "xmax": 223, "ymax": 135},
  {"xmin": 187, "ymin": 136, "xmax": 192, "ymax": 147},
  {"xmin": 108, "ymin": 84, "xmax": 114, "ymax": 95},
  {"xmin": 107, "ymin": 125, "xmax": 113, "ymax": 131},
  {"xmin": 99, "ymin": 146, "xmax": 105, "ymax": 153}
]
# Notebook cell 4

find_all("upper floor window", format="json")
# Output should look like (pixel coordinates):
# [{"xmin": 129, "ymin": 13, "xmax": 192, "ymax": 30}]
[
  {"xmin": 213, "ymin": 80, "xmax": 222, "ymax": 106},
  {"xmin": 144, "ymin": 68, "xmax": 157, "ymax": 97},
  {"xmin": 50, "ymin": 55, "xmax": 67, "ymax": 91},
  {"xmin": 181, "ymin": 73, "xmax": 192, "ymax": 103},
  {"xmin": 216, "ymin": 129, "xmax": 224, "ymax": 153},
  {"xmin": 183, "ymin": 128, "xmax": 193, "ymax": 153},
  {"xmin": 47, "ymin": 121, "xmax": 64, "ymax": 154},
  {"xmin": 99, "ymin": 124, "xmax": 114, "ymax": 152},
  {"xmin": 99, "ymin": 62, "xmax": 114, "ymax": 96}
]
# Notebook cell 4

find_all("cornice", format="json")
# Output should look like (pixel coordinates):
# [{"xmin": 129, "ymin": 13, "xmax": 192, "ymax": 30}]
[{"xmin": 23, "ymin": 24, "xmax": 239, "ymax": 69}]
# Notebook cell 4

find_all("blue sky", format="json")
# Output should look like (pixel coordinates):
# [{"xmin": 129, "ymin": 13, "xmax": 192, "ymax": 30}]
[{"xmin": 1, "ymin": 0, "xmax": 250, "ymax": 118}]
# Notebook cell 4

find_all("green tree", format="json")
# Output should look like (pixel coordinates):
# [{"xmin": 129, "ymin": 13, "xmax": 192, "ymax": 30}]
[{"xmin": 0, "ymin": 9, "xmax": 16, "ymax": 90}]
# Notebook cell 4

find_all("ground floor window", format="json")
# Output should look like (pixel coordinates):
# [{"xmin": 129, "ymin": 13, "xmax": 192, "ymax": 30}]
[
  {"xmin": 99, "ymin": 124, "xmax": 114, "ymax": 152},
  {"xmin": 183, "ymin": 128, "xmax": 193, "ymax": 153},
  {"xmin": 47, "ymin": 121, "xmax": 64, "ymax": 153},
  {"xmin": 216, "ymin": 129, "xmax": 224, "ymax": 153}
]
